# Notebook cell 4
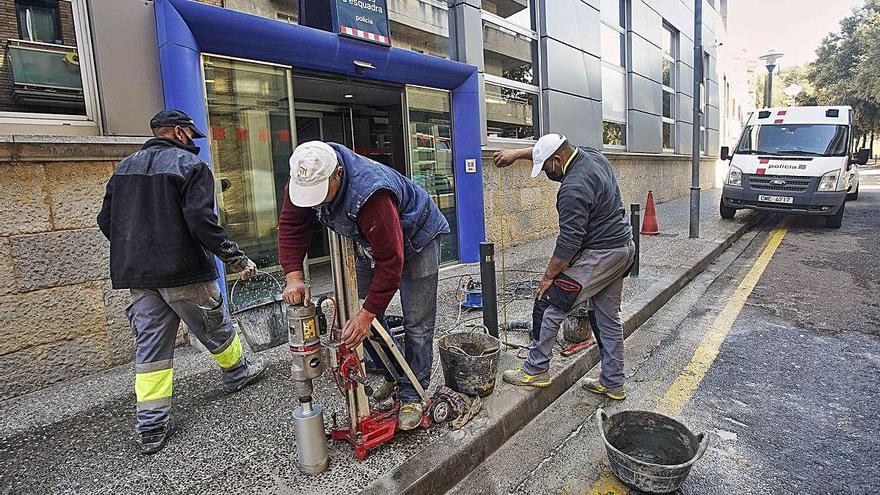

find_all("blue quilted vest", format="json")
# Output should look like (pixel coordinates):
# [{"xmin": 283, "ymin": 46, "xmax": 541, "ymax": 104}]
[{"xmin": 314, "ymin": 143, "xmax": 450, "ymax": 258}]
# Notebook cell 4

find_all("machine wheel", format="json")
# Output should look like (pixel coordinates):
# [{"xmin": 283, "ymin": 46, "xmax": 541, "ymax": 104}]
[
  {"xmin": 720, "ymin": 199, "xmax": 736, "ymax": 219},
  {"xmin": 846, "ymin": 184, "xmax": 859, "ymax": 201},
  {"xmin": 825, "ymin": 203, "xmax": 845, "ymax": 229},
  {"xmin": 430, "ymin": 399, "xmax": 451, "ymax": 423}
]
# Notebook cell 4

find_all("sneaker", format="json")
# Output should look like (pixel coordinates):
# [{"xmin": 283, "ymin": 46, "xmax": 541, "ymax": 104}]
[
  {"xmin": 372, "ymin": 380, "xmax": 397, "ymax": 402},
  {"xmin": 502, "ymin": 367, "xmax": 552, "ymax": 388},
  {"xmin": 224, "ymin": 358, "xmax": 267, "ymax": 393},
  {"xmin": 138, "ymin": 422, "xmax": 174, "ymax": 455},
  {"xmin": 582, "ymin": 378, "xmax": 625, "ymax": 400},
  {"xmin": 398, "ymin": 402, "xmax": 425, "ymax": 431}
]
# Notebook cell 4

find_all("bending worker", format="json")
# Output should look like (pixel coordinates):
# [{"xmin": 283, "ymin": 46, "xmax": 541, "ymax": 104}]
[
  {"xmin": 278, "ymin": 141, "xmax": 449, "ymax": 430},
  {"xmin": 494, "ymin": 134, "xmax": 635, "ymax": 399},
  {"xmin": 98, "ymin": 110, "xmax": 265, "ymax": 454}
]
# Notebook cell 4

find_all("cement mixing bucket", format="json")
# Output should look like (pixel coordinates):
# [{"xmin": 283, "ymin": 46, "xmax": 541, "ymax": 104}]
[
  {"xmin": 438, "ymin": 327, "xmax": 501, "ymax": 397},
  {"xmin": 230, "ymin": 272, "xmax": 288, "ymax": 352},
  {"xmin": 596, "ymin": 408, "xmax": 709, "ymax": 494}
]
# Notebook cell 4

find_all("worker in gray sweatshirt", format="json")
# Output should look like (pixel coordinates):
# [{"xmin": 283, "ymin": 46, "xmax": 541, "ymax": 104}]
[{"xmin": 493, "ymin": 134, "xmax": 635, "ymax": 400}]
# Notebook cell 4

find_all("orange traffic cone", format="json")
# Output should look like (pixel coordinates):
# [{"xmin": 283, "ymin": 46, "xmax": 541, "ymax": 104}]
[{"xmin": 641, "ymin": 190, "xmax": 660, "ymax": 235}]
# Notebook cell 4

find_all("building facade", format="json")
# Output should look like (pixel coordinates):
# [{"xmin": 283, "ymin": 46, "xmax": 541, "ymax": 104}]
[{"xmin": 0, "ymin": 0, "xmax": 733, "ymax": 398}]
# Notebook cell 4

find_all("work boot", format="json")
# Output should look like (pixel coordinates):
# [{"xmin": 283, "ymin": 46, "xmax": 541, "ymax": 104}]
[
  {"xmin": 138, "ymin": 422, "xmax": 174, "ymax": 455},
  {"xmin": 502, "ymin": 367, "xmax": 552, "ymax": 388},
  {"xmin": 372, "ymin": 379, "xmax": 397, "ymax": 402},
  {"xmin": 398, "ymin": 402, "xmax": 425, "ymax": 431},
  {"xmin": 582, "ymin": 377, "xmax": 625, "ymax": 400},
  {"xmin": 224, "ymin": 358, "xmax": 267, "ymax": 393}
]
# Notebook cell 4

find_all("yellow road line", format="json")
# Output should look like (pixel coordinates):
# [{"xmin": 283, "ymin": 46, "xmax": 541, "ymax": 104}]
[{"xmin": 658, "ymin": 223, "xmax": 789, "ymax": 416}]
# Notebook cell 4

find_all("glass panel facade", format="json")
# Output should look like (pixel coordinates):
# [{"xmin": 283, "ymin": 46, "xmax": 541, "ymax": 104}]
[
  {"xmin": 483, "ymin": 20, "xmax": 536, "ymax": 85},
  {"xmin": 663, "ymin": 121, "xmax": 673, "ymax": 150},
  {"xmin": 603, "ymin": 121, "xmax": 626, "ymax": 146},
  {"xmin": 204, "ymin": 57, "xmax": 293, "ymax": 275},
  {"xmin": 601, "ymin": 66, "xmax": 626, "ymax": 123},
  {"xmin": 407, "ymin": 86, "xmax": 458, "ymax": 263},
  {"xmin": 482, "ymin": 0, "xmax": 534, "ymax": 30},
  {"xmin": 662, "ymin": 58, "xmax": 672, "ymax": 87},
  {"xmin": 485, "ymin": 82, "xmax": 537, "ymax": 139},
  {"xmin": 600, "ymin": 24, "xmax": 624, "ymax": 67},
  {"xmin": 1, "ymin": 0, "xmax": 86, "ymax": 115},
  {"xmin": 662, "ymin": 91, "xmax": 673, "ymax": 119}
]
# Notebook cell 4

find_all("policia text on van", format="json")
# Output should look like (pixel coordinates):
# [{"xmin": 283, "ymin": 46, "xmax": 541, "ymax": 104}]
[{"xmin": 719, "ymin": 106, "xmax": 871, "ymax": 228}]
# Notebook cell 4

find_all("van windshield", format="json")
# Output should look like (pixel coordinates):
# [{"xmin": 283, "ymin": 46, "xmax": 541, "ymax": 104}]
[{"xmin": 735, "ymin": 124, "xmax": 849, "ymax": 157}]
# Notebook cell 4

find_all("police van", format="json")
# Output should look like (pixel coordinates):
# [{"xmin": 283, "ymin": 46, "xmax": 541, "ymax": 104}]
[{"xmin": 720, "ymin": 106, "xmax": 871, "ymax": 228}]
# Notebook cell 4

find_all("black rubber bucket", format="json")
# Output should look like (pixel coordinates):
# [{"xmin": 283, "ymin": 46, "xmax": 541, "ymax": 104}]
[
  {"xmin": 438, "ymin": 329, "xmax": 501, "ymax": 397},
  {"xmin": 596, "ymin": 408, "xmax": 709, "ymax": 494}
]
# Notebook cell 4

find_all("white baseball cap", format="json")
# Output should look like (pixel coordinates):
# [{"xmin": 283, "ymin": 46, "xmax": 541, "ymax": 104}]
[
  {"xmin": 288, "ymin": 141, "xmax": 339, "ymax": 207},
  {"xmin": 531, "ymin": 133, "xmax": 567, "ymax": 177}
]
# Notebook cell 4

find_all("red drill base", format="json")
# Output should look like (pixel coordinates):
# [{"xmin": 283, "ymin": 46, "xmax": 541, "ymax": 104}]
[{"xmin": 331, "ymin": 401, "xmax": 431, "ymax": 460}]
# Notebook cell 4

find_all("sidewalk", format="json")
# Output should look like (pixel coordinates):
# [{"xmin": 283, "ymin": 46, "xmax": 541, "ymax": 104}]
[{"xmin": 0, "ymin": 189, "xmax": 760, "ymax": 495}]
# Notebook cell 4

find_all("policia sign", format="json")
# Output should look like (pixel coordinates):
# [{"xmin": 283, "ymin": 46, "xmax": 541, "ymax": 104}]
[{"xmin": 333, "ymin": 0, "xmax": 391, "ymax": 45}]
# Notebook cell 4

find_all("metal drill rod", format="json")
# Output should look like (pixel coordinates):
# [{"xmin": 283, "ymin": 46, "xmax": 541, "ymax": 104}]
[
  {"xmin": 370, "ymin": 318, "xmax": 429, "ymax": 403},
  {"xmin": 328, "ymin": 231, "xmax": 370, "ymax": 422}
]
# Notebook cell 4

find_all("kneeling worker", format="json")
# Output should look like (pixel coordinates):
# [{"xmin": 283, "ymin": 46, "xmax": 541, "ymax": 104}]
[
  {"xmin": 494, "ymin": 134, "xmax": 635, "ymax": 399},
  {"xmin": 278, "ymin": 141, "xmax": 449, "ymax": 429}
]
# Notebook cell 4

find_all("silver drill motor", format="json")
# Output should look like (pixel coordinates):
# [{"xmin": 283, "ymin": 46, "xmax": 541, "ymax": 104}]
[{"xmin": 288, "ymin": 302, "xmax": 329, "ymax": 475}]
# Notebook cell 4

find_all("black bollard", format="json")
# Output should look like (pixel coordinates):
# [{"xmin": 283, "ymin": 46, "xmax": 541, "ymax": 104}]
[
  {"xmin": 479, "ymin": 242, "xmax": 499, "ymax": 338},
  {"xmin": 630, "ymin": 203, "xmax": 640, "ymax": 277}
]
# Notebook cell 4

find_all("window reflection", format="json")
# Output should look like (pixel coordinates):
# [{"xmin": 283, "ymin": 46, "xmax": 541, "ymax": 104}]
[{"xmin": 485, "ymin": 82, "xmax": 536, "ymax": 139}]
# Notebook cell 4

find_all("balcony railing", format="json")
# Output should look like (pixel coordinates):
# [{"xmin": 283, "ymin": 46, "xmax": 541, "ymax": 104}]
[{"xmin": 6, "ymin": 39, "xmax": 85, "ymax": 110}]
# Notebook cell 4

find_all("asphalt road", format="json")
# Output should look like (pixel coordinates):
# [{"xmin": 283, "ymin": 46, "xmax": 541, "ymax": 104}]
[{"xmin": 450, "ymin": 167, "xmax": 880, "ymax": 495}]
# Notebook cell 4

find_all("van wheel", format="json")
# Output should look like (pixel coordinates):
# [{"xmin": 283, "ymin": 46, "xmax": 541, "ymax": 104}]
[
  {"xmin": 720, "ymin": 199, "xmax": 736, "ymax": 219},
  {"xmin": 825, "ymin": 203, "xmax": 845, "ymax": 228},
  {"xmin": 846, "ymin": 184, "xmax": 859, "ymax": 201}
]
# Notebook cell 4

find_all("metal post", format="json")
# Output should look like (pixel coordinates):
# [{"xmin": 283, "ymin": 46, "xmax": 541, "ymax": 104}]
[
  {"xmin": 689, "ymin": 0, "xmax": 702, "ymax": 239},
  {"xmin": 764, "ymin": 65, "xmax": 775, "ymax": 108},
  {"xmin": 630, "ymin": 203, "xmax": 640, "ymax": 277},
  {"xmin": 479, "ymin": 242, "xmax": 499, "ymax": 338}
]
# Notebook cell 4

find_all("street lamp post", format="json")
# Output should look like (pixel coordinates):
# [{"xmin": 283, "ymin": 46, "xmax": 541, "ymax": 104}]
[{"xmin": 759, "ymin": 50, "xmax": 784, "ymax": 107}]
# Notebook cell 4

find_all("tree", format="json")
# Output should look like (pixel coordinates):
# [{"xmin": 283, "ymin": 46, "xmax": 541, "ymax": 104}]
[
  {"xmin": 754, "ymin": 66, "xmax": 815, "ymax": 108},
  {"xmin": 805, "ymin": 0, "xmax": 880, "ymax": 150}
]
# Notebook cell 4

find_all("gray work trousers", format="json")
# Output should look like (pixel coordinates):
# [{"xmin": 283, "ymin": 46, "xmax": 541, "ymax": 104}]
[
  {"xmin": 356, "ymin": 238, "xmax": 440, "ymax": 403},
  {"xmin": 127, "ymin": 280, "xmax": 250, "ymax": 433},
  {"xmin": 524, "ymin": 241, "xmax": 635, "ymax": 388}
]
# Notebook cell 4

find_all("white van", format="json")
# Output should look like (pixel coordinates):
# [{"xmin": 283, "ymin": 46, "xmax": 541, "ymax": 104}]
[{"xmin": 720, "ymin": 106, "xmax": 871, "ymax": 228}]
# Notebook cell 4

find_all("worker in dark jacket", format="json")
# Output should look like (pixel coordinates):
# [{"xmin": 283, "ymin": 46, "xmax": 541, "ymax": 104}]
[
  {"xmin": 494, "ymin": 134, "xmax": 635, "ymax": 399},
  {"xmin": 278, "ymin": 141, "xmax": 449, "ymax": 430},
  {"xmin": 97, "ymin": 110, "xmax": 265, "ymax": 454}
]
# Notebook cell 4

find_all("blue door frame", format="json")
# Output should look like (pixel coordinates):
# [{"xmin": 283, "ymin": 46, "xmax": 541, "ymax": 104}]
[{"xmin": 154, "ymin": 0, "xmax": 485, "ymax": 281}]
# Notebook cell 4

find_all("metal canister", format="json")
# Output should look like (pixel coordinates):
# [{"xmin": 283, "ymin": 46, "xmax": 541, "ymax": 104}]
[{"xmin": 292, "ymin": 402, "xmax": 329, "ymax": 474}]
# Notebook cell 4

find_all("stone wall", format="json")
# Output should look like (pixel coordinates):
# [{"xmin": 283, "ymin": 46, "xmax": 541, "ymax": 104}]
[
  {"xmin": 482, "ymin": 143, "xmax": 717, "ymax": 248},
  {"xmin": 0, "ymin": 137, "xmax": 144, "ymax": 400}
]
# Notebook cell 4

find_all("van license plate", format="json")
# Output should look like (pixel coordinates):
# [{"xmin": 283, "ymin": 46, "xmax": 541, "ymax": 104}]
[{"xmin": 759, "ymin": 195, "xmax": 794, "ymax": 204}]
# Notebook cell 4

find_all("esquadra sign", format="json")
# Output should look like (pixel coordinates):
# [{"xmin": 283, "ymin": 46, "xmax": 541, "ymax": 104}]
[{"xmin": 332, "ymin": 0, "xmax": 391, "ymax": 45}]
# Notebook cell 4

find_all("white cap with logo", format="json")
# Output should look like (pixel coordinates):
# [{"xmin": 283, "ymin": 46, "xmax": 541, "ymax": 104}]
[
  {"xmin": 531, "ymin": 133, "xmax": 567, "ymax": 177},
  {"xmin": 288, "ymin": 141, "xmax": 339, "ymax": 207}
]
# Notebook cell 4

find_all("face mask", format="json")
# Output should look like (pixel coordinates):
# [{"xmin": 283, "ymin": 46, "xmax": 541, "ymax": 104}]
[{"xmin": 545, "ymin": 158, "xmax": 564, "ymax": 182}]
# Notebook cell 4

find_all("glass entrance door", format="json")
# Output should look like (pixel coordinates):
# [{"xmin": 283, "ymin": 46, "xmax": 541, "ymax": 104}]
[{"xmin": 405, "ymin": 86, "xmax": 458, "ymax": 263}]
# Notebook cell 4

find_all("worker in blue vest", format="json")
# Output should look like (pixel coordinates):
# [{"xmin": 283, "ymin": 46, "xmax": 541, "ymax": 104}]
[{"xmin": 278, "ymin": 141, "xmax": 449, "ymax": 430}]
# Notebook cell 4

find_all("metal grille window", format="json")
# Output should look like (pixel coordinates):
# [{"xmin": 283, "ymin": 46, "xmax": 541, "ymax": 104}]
[
  {"xmin": 661, "ymin": 23, "xmax": 677, "ymax": 151},
  {"xmin": 482, "ymin": 0, "xmax": 539, "ymax": 139},
  {"xmin": 601, "ymin": 0, "xmax": 627, "ymax": 148}
]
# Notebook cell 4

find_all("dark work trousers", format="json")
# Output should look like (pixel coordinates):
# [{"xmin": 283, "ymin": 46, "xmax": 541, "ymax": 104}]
[
  {"xmin": 356, "ymin": 238, "xmax": 440, "ymax": 403},
  {"xmin": 525, "ymin": 241, "xmax": 635, "ymax": 388},
  {"xmin": 127, "ymin": 280, "xmax": 250, "ymax": 433}
]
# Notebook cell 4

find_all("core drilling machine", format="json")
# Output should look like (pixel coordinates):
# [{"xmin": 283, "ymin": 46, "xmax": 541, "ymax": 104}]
[{"xmin": 287, "ymin": 232, "xmax": 451, "ymax": 474}]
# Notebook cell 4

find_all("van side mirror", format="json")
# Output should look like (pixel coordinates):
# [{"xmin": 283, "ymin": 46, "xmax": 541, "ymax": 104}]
[
  {"xmin": 720, "ymin": 146, "xmax": 731, "ymax": 161},
  {"xmin": 851, "ymin": 148, "xmax": 870, "ymax": 166}
]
